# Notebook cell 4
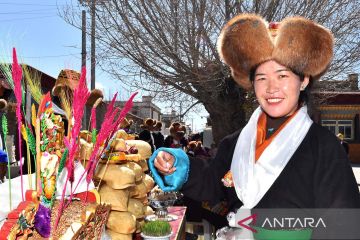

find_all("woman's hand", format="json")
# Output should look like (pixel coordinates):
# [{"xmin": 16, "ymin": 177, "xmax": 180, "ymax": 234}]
[{"xmin": 154, "ymin": 151, "xmax": 176, "ymax": 175}]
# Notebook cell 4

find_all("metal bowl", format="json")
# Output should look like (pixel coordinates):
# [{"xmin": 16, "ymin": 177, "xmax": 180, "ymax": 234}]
[{"xmin": 146, "ymin": 191, "xmax": 183, "ymax": 221}]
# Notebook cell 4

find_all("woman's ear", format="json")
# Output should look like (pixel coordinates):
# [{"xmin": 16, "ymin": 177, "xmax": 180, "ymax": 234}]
[{"xmin": 301, "ymin": 76, "xmax": 310, "ymax": 91}]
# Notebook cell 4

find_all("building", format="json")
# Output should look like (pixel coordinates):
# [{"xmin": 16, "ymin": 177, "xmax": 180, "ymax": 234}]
[
  {"xmin": 161, "ymin": 109, "xmax": 180, "ymax": 128},
  {"xmin": 313, "ymin": 73, "xmax": 360, "ymax": 163}
]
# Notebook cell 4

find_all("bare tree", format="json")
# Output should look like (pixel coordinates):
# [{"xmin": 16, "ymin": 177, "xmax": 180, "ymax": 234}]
[{"xmin": 61, "ymin": 0, "xmax": 360, "ymax": 143}]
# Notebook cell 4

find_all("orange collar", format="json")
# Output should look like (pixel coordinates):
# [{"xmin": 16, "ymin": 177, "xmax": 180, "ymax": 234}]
[{"xmin": 255, "ymin": 110, "xmax": 299, "ymax": 161}]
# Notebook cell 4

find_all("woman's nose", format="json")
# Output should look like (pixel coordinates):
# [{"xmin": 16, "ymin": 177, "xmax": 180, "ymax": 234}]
[{"xmin": 266, "ymin": 78, "xmax": 279, "ymax": 94}]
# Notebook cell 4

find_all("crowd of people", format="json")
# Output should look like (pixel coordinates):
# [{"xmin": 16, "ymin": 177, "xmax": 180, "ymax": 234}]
[{"xmin": 137, "ymin": 118, "xmax": 215, "ymax": 160}]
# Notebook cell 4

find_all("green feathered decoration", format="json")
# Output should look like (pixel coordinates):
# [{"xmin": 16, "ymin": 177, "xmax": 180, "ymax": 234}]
[
  {"xmin": 58, "ymin": 148, "xmax": 68, "ymax": 174},
  {"xmin": 26, "ymin": 126, "xmax": 36, "ymax": 157},
  {"xmin": 2, "ymin": 115, "xmax": 8, "ymax": 137},
  {"xmin": 92, "ymin": 129, "xmax": 97, "ymax": 144}
]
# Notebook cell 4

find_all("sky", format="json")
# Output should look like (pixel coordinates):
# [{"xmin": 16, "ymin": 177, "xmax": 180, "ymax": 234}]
[{"xmin": 0, "ymin": 0, "xmax": 208, "ymax": 132}]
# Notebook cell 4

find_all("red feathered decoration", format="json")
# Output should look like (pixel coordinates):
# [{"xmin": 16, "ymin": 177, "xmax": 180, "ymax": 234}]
[{"xmin": 12, "ymin": 48, "xmax": 24, "ymax": 201}]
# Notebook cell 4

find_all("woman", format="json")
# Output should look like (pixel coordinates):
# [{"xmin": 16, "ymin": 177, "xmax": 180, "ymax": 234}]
[
  {"xmin": 163, "ymin": 122, "xmax": 188, "ymax": 149},
  {"xmin": 148, "ymin": 14, "xmax": 360, "ymax": 235}
]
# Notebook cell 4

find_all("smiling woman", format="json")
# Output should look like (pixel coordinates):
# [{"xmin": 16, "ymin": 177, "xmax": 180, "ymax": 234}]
[
  {"xmin": 149, "ymin": 13, "xmax": 360, "ymax": 238},
  {"xmin": 252, "ymin": 60, "xmax": 309, "ymax": 118}
]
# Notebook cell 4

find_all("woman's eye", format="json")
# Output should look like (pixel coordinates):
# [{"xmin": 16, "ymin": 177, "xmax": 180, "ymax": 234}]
[
  {"xmin": 279, "ymin": 75, "xmax": 288, "ymax": 79},
  {"xmin": 256, "ymin": 77, "xmax": 266, "ymax": 81}
]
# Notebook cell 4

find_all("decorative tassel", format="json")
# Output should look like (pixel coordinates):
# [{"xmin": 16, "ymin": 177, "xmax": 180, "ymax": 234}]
[
  {"xmin": 2, "ymin": 115, "xmax": 11, "ymax": 210},
  {"xmin": 12, "ymin": 48, "xmax": 24, "ymax": 201},
  {"xmin": 55, "ymin": 67, "xmax": 89, "ymax": 229},
  {"xmin": 21, "ymin": 124, "xmax": 32, "ymax": 188},
  {"xmin": 58, "ymin": 148, "xmax": 68, "ymax": 175},
  {"xmin": 31, "ymin": 104, "xmax": 37, "ymax": 128},
  {"xmin": 23, "ymin": 65, "xmax": 42, "ymax": 103},
  {"xmin": 34, "ymin": 204, "xmax": 51, "ymax": 237}
]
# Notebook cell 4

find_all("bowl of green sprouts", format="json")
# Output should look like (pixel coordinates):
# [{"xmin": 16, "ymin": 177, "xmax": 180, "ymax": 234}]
[{"xmin": 141, "ymin": 220, "xmax": 172, "ymax": 240}]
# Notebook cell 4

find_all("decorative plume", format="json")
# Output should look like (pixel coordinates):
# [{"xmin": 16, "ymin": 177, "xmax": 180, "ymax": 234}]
[
  {"xmin": 2, "ymin": 115, "xmax": 11, "ymax": 210},
  {"xmin": 86, "ymin": 92, "xmax": 137, "ymax": 183},
  {"xmin": 65, "ymin": 66, "xmax": 90, "ymax": 184},
  {"xmin": 68, "ymin": 92, "xmax": 137, "ymax": 210},
  {"xmin": 55, "ymin": 67, "xmax": 89, "ymax": 229},
  {"xmin": 12, "ymin": 48, "xmax": 24, "ymax": 201},
  {"xmin": 21, "ymin": 124, "xmax": 32, "ymax": 188},
  {"xmin": 57, "ymin": 148, "xmax": 68, "ymax": 175},
  {"xmin": 0, "ymin": 62, "xmax": 14, "ymax": 89},
  {"xmin": 90, "ymin": 97, "xmax": 102, "ymax": 131},
  {"xmin": 31, "ymin": 104, "xmax": 37, "ymax": 128},
  {"xmin": 58, "ymin": 90, "xmax": 72, "ymax": 120},
  {"xmin": 2, "ymin": 115, "xmax": 8, "ymax": 137},
  {"xmin": 26, "ymin": 125, "xmax": 36, "ymax": 157},
  {"xmin": 91, "ymin": 129, "xmax": 97, "ymax": 144},
  {"xmin": 23, "ymin": 65, "xmax": 42, "ymax": 103},
  {"xmin": 34, "ymin": 204, "xmax": 51, "ymax": 237}
]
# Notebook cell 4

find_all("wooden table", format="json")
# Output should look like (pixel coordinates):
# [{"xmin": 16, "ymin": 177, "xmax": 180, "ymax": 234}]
[{"xmin": 168, "ymin": 206, "xmax": 187, "ymax": 240}]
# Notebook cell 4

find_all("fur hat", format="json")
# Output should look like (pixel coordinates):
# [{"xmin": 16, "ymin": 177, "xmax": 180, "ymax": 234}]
[
  {"xmin": 120, "ymin": 118, "xmax": 134, "ymax": 129},
  {"xmin": 217, "ymin": 14, "xmax": 334, "ymax": 89},
  {"xmin": 337, "ymin": 133, "xmax": 344, "ymax": 141},
  {"xmin": 169, "ymin": 122, "xmax": 186, "ymax": 137},
  {"xmin": 52, "ymin": 69, "xmax": 104, "ymax": 106},
  {"xmin": 154, "ymin": 121, "xmax": 162, "ymax": 130},
  {"xmin": 140, "ymin": 118, "xmax": 157, "ymax": 129}
]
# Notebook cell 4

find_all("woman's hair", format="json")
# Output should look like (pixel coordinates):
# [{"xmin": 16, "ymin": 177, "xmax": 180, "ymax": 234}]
[{"xmin": 249, "ymin": 64, "xmax": 314, "ymax": 105}]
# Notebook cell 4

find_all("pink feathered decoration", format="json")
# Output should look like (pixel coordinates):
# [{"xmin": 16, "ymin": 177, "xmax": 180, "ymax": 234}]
[
  {"xmin": 70, "ymin": 92, "xmax": 138, "ymax": 198},
  {"xmin": 12, "ymin": 48, "xmax": 24, "ymax": 201},
  {"xmin": 55, "ymin": 67, "xmax": 90, "ymax": 229}
]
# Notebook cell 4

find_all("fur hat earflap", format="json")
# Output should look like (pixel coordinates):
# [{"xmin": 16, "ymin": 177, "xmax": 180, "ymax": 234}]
[{"xmin": 217, "ymin": 14, "xmax": 334, "ymax": 89}]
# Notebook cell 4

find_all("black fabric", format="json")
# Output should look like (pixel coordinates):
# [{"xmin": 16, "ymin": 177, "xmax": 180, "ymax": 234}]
[
  {"xmin": 182, "ymin": 122, "xmax": 360, "ymax": 209},
  {"xmin": 152, "ymin": 132, "xmax": 164, "ymax": 150},
  {"xmin": 138, "ymin": 129, "xmax": 155, "ymax": 153},
  {"xmin": 340, "ymin": 140, "xmax": 349, "ymax": 155}
]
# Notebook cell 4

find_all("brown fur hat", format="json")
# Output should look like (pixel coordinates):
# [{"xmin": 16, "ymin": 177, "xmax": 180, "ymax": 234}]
[
  {"xmin": 120, "ymin": 118, "xmax": 134, "ymax": 129},
  {"xmin": 154, "ymin": 121, "xmax": 162, "ymax": 130},
  {"xmin": 217, "ymin": 14, "xmax": 334, "ymax": 89},
  {"xmin": 52, "ymin": 69, "xmax": 104, "ymax": 106},
  {"xmin": 169, "ymin": 122, "xmax": 186, "ymax": 137},
  {"xmin": 140, "ymin": 118, "xmax": 157, "ymax": 129}
]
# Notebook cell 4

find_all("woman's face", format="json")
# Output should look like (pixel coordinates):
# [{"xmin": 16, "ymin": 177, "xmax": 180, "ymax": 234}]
[{"xmin": 253, "ymin": 60, "xmax": 309, "ymax": 118}]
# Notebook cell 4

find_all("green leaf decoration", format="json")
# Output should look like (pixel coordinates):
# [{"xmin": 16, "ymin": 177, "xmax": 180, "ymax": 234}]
[
  {"xmin": 92, "ymin": 129, "xmax": 97, "ymax": 144},
  {"xmin": 58, "ymin": 148, "xmax": 68, "ymax": 174},
  {"xmin": 26, "ymin": 126, "xmax": 36, "ymax": 157},
  {"xmin": 2, "ymin": 115, "xmax": 8, "ymax": 137}
]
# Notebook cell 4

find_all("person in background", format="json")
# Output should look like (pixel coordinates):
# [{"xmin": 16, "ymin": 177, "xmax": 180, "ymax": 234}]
[
  {"xmin": 138, "ymin": 118, "xmax": 157, "ymax": 153},
  {"xmin": 163, "ymin": 122, "xmax": 188, "ymax": 149},
  {"xmin": 152, "ymin": 121, "xmax": 164, "ymax": 150},
  {"xmin": 337, "ymin": 133, "xmax": 349, "ymax": 155},
  {"xmin": 0, "ymin": 149, "xmax": 8, "ymax": 183}
]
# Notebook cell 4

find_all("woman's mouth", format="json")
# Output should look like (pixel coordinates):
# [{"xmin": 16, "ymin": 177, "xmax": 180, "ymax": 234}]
[{"xmin": 266, "ymin": 98, "xmax": 283, "ymax": 103}]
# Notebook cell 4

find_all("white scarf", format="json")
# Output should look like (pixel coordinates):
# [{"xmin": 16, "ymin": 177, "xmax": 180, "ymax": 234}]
[{"xmin": 231, "ymin": 106, "xmax": 312, "ymax": 209}]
